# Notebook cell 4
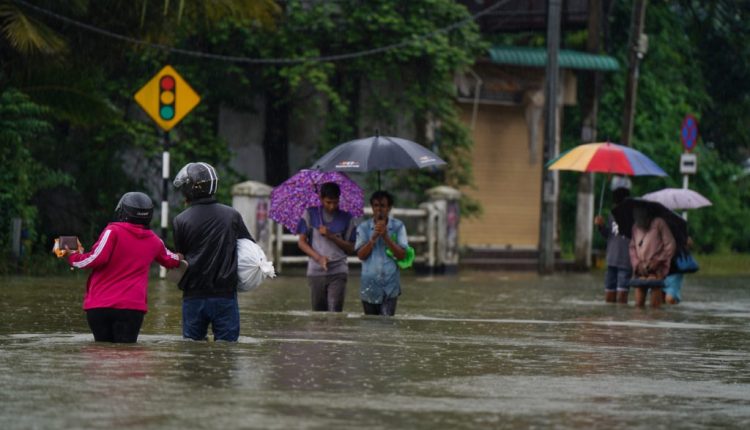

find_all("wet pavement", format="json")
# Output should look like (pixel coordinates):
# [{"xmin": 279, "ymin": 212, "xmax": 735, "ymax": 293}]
[{"xmin": 1, "ymin": 271, "xmax": 749, "ymax": 429}]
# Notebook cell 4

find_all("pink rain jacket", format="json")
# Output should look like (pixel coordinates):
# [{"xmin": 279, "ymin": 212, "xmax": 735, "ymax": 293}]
[
  {"xmin": 629, "ymin": 217, "xmax": 676, "ymax": 280},
  {"xmin": 67, "ymin": 222, "xmax": 181, "ymax": 312}
]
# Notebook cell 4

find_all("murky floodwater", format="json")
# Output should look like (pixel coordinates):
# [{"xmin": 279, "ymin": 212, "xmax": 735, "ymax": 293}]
[{"xmin": 1, "ymin": 271, "xmax": 749, "ymax": 429}]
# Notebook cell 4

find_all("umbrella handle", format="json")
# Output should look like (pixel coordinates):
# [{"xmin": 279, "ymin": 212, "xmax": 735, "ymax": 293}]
[{"xmin": 597, "ymin": 174, "xmax": 608, "ymax": 216}]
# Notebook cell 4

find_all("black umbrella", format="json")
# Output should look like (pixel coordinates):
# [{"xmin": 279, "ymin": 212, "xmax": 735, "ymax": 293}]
[
  {"xmin": 611, "ymin": 198, "xmax": 688, "ymax": 252},
  {"xmin": 311, "ymin": 133, "xmax": 446, "ymax": 189}
]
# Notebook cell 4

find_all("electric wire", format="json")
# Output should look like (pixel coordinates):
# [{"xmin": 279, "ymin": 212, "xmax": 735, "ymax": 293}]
[{"xmin": 13, "ymin": 0, "xmax": 512, "ymax": 64}]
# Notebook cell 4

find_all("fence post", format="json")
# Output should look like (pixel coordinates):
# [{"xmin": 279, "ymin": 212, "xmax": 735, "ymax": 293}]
[
  {"xmin": 274, "ymin": 222, "xmax": 284, "ymax": 273},
  {"xmin": 427, "ymin": 186, "xmax": 461, "ymax": 274},
  {"xmin": 231, "ymin": 181, "xmax": 273, "ymax": 256},
  {"xmin": 11, "ymin": 217, "xmax": 22, "ymax": 270}
]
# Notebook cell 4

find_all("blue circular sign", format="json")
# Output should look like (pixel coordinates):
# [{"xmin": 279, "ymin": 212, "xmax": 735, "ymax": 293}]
[{"xmin": 681, "ymin": 114, "xmax": 698, "ymax": 152}]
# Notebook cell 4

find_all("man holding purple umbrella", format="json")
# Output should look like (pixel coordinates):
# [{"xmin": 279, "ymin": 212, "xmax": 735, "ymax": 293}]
[{"xmin": 297, "ymin": 182, "xmax": 357, "ymax": 312}]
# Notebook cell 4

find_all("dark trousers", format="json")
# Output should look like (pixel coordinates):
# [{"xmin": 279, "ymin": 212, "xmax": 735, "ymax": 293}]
[
  {"xmin": 182, "ymin": 296, "xmax": 240, "ymax": 341},
  {"xmin": 308, "ymin": 272, "xmax": 347, "ymax": 312},
  {"xmin": 86, "ymin": 308, "xmax": 145, "ymax": 343},
  {"xmin": 362, "ymin": 297, "xmax": 398, "ymax": 316}
]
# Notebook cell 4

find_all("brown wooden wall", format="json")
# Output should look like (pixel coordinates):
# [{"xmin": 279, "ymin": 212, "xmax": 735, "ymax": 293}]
[{"xmin": 459, "ymin": 103, "xmax": 543, "ymax": 249}]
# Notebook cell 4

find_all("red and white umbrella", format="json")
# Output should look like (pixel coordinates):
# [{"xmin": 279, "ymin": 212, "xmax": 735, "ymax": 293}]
[{"xmin": 641, "ymin": 188, "xmax": 712, "ymax": 210}]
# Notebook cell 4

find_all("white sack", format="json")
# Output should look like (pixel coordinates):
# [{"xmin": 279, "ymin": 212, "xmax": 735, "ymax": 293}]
[{"xmin": 237, "ymin": 238, "xmax": 276, "ymax": 292}]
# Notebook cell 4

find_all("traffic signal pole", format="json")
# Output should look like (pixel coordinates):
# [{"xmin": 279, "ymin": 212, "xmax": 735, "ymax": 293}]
[
  {"xmin": 539, "ymin": 0, "xmax": 562, "ymax": 274},
  {"xmin": 133, "ymin": 65, "xmax": 200, "ymax": 280},
  {"xmin": 160, "ymin": 130, "xmax": 170, "ymax": 279}
]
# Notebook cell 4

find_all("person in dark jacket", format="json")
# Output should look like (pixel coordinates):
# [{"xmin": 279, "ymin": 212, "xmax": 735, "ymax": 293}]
[
  {"xmin": 594, "ymin": 177, "xmax": 632, "ymax": 304},
  {"xmin": 173, "ymin": 162, "xmax": 253, "ymax": 341}
]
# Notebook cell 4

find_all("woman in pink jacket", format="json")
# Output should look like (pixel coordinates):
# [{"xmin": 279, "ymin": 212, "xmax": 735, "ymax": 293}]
[
  {"xmin": 59, "ymin": 192, "xmax": 183, "ymax": 343},
  {"xmin": 629, "ymin": 205, "xmax": 676, "ymax": 307}
]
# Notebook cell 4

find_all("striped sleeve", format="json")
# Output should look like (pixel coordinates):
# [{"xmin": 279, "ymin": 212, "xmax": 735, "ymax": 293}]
[
  {"xmin": 67, "ymin": 229, "xmax": 115, "ymax": 269},
  {"xmin": 155, "ymin": 239, "xmax": 181, "ymax": 269}
]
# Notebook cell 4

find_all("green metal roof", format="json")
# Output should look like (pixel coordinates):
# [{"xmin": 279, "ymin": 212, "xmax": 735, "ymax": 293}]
[{"xmin": 488, "ymin": 46, "xmax": 620, "ymax": 71}]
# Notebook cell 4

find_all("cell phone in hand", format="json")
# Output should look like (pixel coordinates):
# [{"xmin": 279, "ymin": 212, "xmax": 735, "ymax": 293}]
[{"xmin": 58, "ymin": 236, "xmax": 79, "ymax": 250}]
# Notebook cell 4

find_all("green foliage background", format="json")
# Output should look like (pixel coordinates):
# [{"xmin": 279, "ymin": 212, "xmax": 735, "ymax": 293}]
[
  {"xmin": 0, "ymin": 0, "xmax": 482, "ymax": 274},
  {"xmin": 1, "ymin": 0, "xmax": 749, "ymax": 274},
  {"xmin": 560, "ymin": 0, "xmax": 750, "ymax": 255}
]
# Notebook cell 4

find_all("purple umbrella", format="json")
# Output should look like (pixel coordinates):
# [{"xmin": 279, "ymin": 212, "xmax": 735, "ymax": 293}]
[{"xmin": 269, "ymin": 170, "xmax": 364, "ymax": 232}]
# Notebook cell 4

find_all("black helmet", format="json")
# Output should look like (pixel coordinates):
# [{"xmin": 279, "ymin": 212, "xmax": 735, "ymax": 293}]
[
  {"xmin": 115, "ymin": 192, "xmax": 154, "ymax": 226},
  {"xmin": 173, "ymin": 162, "xmax": 218, "ymax": 201}
]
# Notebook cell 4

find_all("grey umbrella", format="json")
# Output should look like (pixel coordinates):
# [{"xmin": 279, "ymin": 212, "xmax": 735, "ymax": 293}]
[
  {"xmin": 310, "ymin": 133, "xmax": 446, "ymax": 189},
  {"xmin": 641, "ymin": 188, "xmax": 712, "ymax": 210}
]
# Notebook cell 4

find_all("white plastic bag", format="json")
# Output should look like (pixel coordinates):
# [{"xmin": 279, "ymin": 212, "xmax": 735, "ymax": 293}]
[{"xmin": 237, "ymin": 238, "xmax": 276, "ymax": 292}]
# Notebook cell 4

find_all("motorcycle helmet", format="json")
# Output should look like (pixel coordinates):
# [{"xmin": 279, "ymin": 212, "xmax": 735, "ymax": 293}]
[
  {"xmin": 173, "ymin": 162, "xmax": 218, "ymax": 201},
  {"xmin": 115, "ymin": 192, "xmax": 154, "ymax": 226}
]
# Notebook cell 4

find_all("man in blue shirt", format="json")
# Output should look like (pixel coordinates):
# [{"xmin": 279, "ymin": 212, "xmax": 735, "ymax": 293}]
[{"xmin": 355, "ymin": 190, "xmax": 408, "ymax": 316}]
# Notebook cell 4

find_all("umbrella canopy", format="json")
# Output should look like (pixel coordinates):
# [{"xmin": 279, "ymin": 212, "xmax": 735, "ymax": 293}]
[
  {"xmin": 547, "ymin": 142, "xmax": 668, "ymax": 176},
  {"xmin": 311, "ymin": 134, "xmax": 446, "ymax": 188},
  {"xmin": 611, "ymin": 198, "xmax": 688, "ymax": 252},
  {"xmin": 641, "ymin": 188, "xmax": 712, "ymax": 210},
  {"xmin": 269, "ymin": 170, "xmax": 364, "ymax": 232}
]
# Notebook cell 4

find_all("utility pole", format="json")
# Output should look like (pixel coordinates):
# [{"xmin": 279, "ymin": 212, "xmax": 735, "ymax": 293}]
[
  {"xmin": 539, "ymin": 0, "xmax": 562, "ymax": 273},
  {"xmin": 574, "ymin": 0, "xmax": 602, "ymax": 269},
  {"xmin": 621, "ymin": 0, "xmax": 648, "ymax": 147}
]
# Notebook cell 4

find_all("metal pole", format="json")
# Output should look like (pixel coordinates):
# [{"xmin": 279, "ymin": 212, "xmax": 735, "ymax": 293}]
[
  {"xmin": 160, "ymin": 131, "xmax": 170, "ymax": 279},
  {"xmin": 468, "ymin": 69, "xmax": 483, "ymax": 131},
  {"xmin": 682, "ymin": 173, "xmax": 689, "ymax": 220},
  {"xmin": 10, "ymin": 217, "xmax": 23, "ymax": 263},
  {"xmin": 621, "ymin": 0, "xmax": 648, "ymax": 147},
  {"xmin": 539, "ymin": 0, "xmax": 562, "ymax": 273},
  {"xmin": 574, "ymin": 0, "xmax": 602, "ymax": 269}
]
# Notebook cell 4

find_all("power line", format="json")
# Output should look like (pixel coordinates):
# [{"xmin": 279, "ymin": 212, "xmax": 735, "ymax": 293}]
[{"xmin": 14, "ymin": 0, "xmax": 511, "ymax": 65}]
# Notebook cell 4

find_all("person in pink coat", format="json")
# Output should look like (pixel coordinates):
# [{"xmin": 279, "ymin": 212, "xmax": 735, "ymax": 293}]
[
  {"xmin": 629, "ymin": 205, "xmax": 676, "ymax": 308},
  {"xmin": 59, "ymin": 192, "xmax": 184, "ymax": 343}
]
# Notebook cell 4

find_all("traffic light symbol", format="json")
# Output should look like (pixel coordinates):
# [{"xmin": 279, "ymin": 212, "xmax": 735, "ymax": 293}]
[
  {"xmin": 159, "ymin": 75, "xmax": 176, "ymax": 121},
  {"xmin": 134, "ymin": 65, "xmax": 200, "ymax": 131}
]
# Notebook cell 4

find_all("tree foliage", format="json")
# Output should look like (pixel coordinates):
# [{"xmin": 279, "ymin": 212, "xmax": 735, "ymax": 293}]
[
  {"xmin": 560, "ymin": 0, "xmax": 750, "ymax": 253},
  {"xmin": 0, "ymin": 0, "xmax": 484, "ymax": 272},
  {"xmin": 6, "ymin": 0, "xmax": 748, "ymax": 273},
  {"xmin": 0, "ymin": 88, "xmax": 72, "ymax": 271}
]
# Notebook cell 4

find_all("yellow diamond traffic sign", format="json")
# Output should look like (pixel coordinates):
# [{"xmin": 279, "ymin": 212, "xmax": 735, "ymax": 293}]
[{"xmin": 134, "ymin": 65, "xmax": 200, "ymax": 132}]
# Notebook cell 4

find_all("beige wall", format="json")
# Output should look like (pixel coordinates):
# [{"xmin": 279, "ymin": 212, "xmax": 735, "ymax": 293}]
[{"xmin": 459, "ymin": 103, "xmax": 543, "ymax": 248}]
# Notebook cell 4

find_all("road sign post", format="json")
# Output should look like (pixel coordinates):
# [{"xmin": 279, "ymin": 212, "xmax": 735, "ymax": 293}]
[
  {"xmin": 135, "ymin": 65, "xmax": 200, "ymax": 278},
  {"xmin": 679, "ymin": 114, "xmax": 699, "ymax": 219}
]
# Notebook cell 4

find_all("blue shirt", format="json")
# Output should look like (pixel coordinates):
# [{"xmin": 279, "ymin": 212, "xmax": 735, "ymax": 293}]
[{"xmin": 355, "ymin": 217, "xmax": 408, "ymax": 304}]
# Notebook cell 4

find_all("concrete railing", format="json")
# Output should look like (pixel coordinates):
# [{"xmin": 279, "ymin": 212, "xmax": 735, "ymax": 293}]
[
  {"xmin": 270, "ymin": 205, "xmax": 438, "ymax": 273},
  {"xmin": 232, "ymin": 181, "xmax": 460, "ymax": 275}
]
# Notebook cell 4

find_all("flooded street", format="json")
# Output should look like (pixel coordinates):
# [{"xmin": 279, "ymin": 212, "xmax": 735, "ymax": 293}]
[{"xmin": 1, "ymin": 271, "xmax": 749, "ymax": 429}]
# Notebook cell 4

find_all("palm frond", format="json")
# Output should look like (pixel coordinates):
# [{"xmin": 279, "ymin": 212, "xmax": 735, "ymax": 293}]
[{"xmin": 0, "ymin": 4, "xmax": 66, "ymax": 55}]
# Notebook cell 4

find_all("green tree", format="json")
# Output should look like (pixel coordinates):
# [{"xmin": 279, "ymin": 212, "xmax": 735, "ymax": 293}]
[
  {"xmin": 0, "ymin": 88, "xmax": 72, "ymax": 272},
  {"xmin": 0, "ymin": 0, "xmax": 66, "ymax": 55},
  {"xmin": 559, "ymin": 0, "xmax": 750, "ymax": 253},
  {"xmin": 201, "ymin": 0, "xmax": 484, "ymax": 197}
]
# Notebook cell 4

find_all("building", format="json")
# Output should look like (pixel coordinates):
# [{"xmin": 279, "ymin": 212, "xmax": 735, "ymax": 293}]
[{"xmin": 456, "ymin": 46, "xmax": 619, "ymax": 251}]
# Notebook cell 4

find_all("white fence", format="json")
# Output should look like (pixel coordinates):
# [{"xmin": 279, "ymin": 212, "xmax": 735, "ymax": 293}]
[{"xmin": 271, "ymin": 205, "xmax": 439, "ymax": 273}]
